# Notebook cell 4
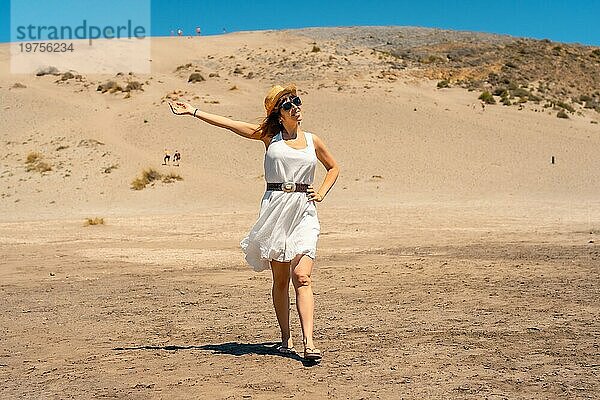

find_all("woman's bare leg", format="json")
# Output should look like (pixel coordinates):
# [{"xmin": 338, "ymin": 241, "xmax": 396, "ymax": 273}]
[
  {"xmin": 271, "ymin": 260, "xmax": 293, "ymax": 348},
  {"xmin": 291, "ymin": 254, "xmax": 317, "ymax": 350}
]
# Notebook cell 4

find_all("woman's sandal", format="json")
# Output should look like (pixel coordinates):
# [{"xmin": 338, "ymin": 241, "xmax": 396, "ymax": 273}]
[
  {"xmin": 303, "ymin": 347, "xmax": 322, "ymax": 361},
  {"xmin": 276, "ymin": 345, "xmax": 297, "ymax": 355}
]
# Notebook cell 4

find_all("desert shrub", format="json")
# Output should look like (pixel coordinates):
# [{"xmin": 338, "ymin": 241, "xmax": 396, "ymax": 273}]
[
  {"xmin": 478, "ymin": 91, "xmax": 496, "ymax": 104},
  {"xmin": 420, "ymin": 55, "xmax": 444, "ymax": 64},
  {"xmin": 131, "ymin": 168, "xmax": 161, "ymax": 190},
  {"xmin": 124, "ymin": 81, "xmax": 143, "ymax": 91},
  {"xmin": 162, "ymin": 173, "xmax": 183, "ymax": 183},
  {"xmin": 493, "ymin": 88, "xmax": 508, "ymax": 97},
  {"xmin": 580, "ymin": 94, "xmax": 593, "ymax": 102},
  {"xmin": 188, "ymin": 73, "xmax": 205, "ymax": 83},
  {"xmin": 35, "ymin": 66, "xmax": 59, "ymax": 76},
  {"xmin": 501, "ymin": 97, "xmax": 512, "ymax": 106},
  {"xmin": 131, "ymin": 177, "xmax": 147, "ymax": 190},
  {"xmin": 555, "ymin": 101, "xmax": 575, "ymax": 113},
  {"xmin": 592, "ymin": 49, "xmax": 600, "ymax": 58},
  {"xmin": 512, "ymin": 88, "xmax": 531, "ymax": 98},
  {"xmin": 311, "ymin": 45, "xmax": 320, "ymax": 53},
  {"xmin": 557, "ymin": 110, "xmax": 569, "ymax": 119},
  {"xmin": 512, "ymin": 88, "xmax": 541, "ymax": 102},
  {"xmin": 175, "ymin": 63, "xmax": 193, "ymax": 72},
  {"xmin": 437, "ymin": 80, "xmax": 450, "ymax": 89},
  {"xmin": 84, "ymin": 217, "xmax": 104, "ymax": 226},
  {"xmin": 131, "ymin": 168, "xmax": 182, "ymax": 190},
  {"xmin": 25, "ymin": 152, "xmax": 52, "ymax": 173},
  {"xmin": 26, "ymin": 152, "xmax": 42, "ymax": 164},
  {"xmin": 142, "ymin": 168, "xmax": 162, "ymax": 183},
  {"xmin": 529, "ymin": 93, "xmax": 542, "ymax": 102},
  {"xmin": 97, "ymin": 80, "xmax": 123, "ymax": 93},
  {"xmin": 60, "ymin": 72, "xmax": 75, "ymax": 81},
  {"xmin": 26, "ymin": 161, "xmax": 52, "ymax": 173},
  {"xmin": 103, "ymin": 165, "xmax": 118, "ymax": 174}
]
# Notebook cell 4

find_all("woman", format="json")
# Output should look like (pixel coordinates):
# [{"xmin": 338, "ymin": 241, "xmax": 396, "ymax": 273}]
[{"xmin": 169, "ymin": 83, "xmax": 339, "ymax": 360}]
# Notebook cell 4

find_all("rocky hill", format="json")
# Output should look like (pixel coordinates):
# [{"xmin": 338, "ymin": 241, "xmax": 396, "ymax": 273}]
[{"xmin": 295, "ymin": 27, "xmax": 600, "ymax": 115}]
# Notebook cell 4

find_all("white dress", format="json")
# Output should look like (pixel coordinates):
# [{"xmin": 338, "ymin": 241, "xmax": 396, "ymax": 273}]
[{"xmin": 240, "ymin": 131, "xmax": 320, "ymax": 272}]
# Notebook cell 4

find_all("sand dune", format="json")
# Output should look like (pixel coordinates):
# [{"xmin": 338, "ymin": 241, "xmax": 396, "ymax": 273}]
[{"xmin": 1, "ymin": 30, "xmax": 599, "ymax": 221}]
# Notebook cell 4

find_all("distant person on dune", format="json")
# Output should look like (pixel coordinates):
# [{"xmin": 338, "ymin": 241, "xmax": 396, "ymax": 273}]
[
  {"xmin": 163, "ymin": 149, "xmax": 171, "ymax": 165},
  {"xmin": 173, "ymin": 150, "xmax": 181, "ymax": 166},
  {"xmin": 169, "ymin": 84, "xmax": 340, "ymax": 361}
]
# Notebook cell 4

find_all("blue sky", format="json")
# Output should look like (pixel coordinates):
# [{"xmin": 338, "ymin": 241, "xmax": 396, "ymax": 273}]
[{"xmin": 1, "ymin": 0, "xmax": 599, "ymax": 46}]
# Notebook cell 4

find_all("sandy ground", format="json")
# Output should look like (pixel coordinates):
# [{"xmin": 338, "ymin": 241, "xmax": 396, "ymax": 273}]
[
  {"xmin": 1, "ymin": 203, "xmax": 598, "ymax": 399},
  {"xmin": 1, "ymin": 29, "xmax": 599, "ymax": 399}
]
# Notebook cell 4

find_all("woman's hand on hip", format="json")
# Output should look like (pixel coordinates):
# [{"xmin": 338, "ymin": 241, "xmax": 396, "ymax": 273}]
[
  {"xmin": 169, "ymin": 101, "xmax": 195, "ymax": 116},
  {"xmin": 307, "ymin": 185, "xmax": 323, "ymax": 202}
]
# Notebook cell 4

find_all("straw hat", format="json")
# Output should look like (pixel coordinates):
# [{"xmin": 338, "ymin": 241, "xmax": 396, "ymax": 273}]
[{"xmin": 264, "ymin": 83, "xmax": 297, "ymax": 116}]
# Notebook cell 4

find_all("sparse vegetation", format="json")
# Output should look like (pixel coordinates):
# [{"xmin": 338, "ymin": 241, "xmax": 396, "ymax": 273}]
[
  {"xmin": 84, "ymin": 217, "xmax": 105, "ymax": 226},
  {"xmin": 25, "ymin": 152, "xmax": 52, "ymax": 173},
  {"xmin": 311, "ymin": 45, "xmax": 321, "ymax": 53},
  {"xmin": 97, "ymin": 81, "xmax": 122, "ymax": 93},
  {"xmin": 188, "ymin": 73, "xmax": 205, "ymax": 83},
  {"xmin": 60, "ymin": 72, "xmax": 75, "ymax": 81},
  {"xmin": 555, "ymin": 100, "xmax": 575, "ymax": 113},
  {"xmin": 26, "ymin": 152, "xmax": 42, "ymax": 164},
  {"xmin": 131, "ymin": 168, "xmax": 183, "ymax": 190},
  {"xmin": 162, "ymin": 172, "xmax": 183, "ymax": 183},
  {"xmin": 175, "ymin": 63, "xmax": 193, "ymax": 72},
  {"xmin": 437, "ymin": 80, "xmax": 450, "ymax": 89},
  {"xmin": 124, "ymin": 81, "xmax": 143, "ymax": 92},
  {"xmin": 557, "ymin": 110, "xmax": 569, "ymax": 119},
  {"xmin": 35, "ymin": 66, "xmax": 60, "ymax": 76},
  {"xmin": 493, "ymin": 88, "xmax": 508, "ymax": 97},
  {"xmin": 478, "ymin": 91, "xmax": 496, "ymax": 104},
  {"xmin": 97, "ymin": 79, "xmax": 142, "ymax": 94},
  {"xmin": 103, "ymin": 165, "xmax": 119, "ymax": 174}
]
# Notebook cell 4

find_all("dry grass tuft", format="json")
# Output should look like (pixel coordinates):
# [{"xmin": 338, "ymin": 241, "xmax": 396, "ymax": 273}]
[
  {"xmin": 131, "ymin": 168, "xmax": 182, "ymax": 190},
  {"xmin": 84, "ymin": 217, "xmax": 105, "ymax": 226},
  {"xmin": 103, "ymin": 164, "xmax": 119, "ymax": 174},
  {"xmin": 188, "ymin": 73, "xmax": 205, "ymax": 83},
  {"xmin": 26, "ymin": 152, "xmax": 42, "ymax": 164},
  {"xmin": 25, "ymin": 152, "xmax": 52, "ymax": 173},
  {"xmin": 162, "ymin": 172, "xmax": 183, "ymax": 183},
  {"xmin": 479, "ymin": 91, "xmax": 496, "ymax": 104}
]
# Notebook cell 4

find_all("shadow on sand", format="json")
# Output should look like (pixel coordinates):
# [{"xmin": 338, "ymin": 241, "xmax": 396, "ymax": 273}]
[{"xmin": 113, "ymin": 342, "xmax": 320, "ymax": 366}]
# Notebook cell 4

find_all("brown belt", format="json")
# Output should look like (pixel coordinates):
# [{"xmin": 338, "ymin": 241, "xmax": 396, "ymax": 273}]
[{"xmin": 267, "ymin": 182, "xmax": 309, "ymax": 193}]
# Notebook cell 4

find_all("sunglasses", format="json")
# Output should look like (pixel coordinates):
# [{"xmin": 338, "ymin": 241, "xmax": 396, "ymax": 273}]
[{"xmin": 279, "ymin": 96, "xmax": 302, "ymax": 111}]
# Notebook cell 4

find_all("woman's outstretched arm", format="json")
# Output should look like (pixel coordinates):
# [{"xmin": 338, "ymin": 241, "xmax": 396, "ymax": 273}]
[{"xmin": 169, "ymin": 101, "xmax": 261, "ymax": 140}]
